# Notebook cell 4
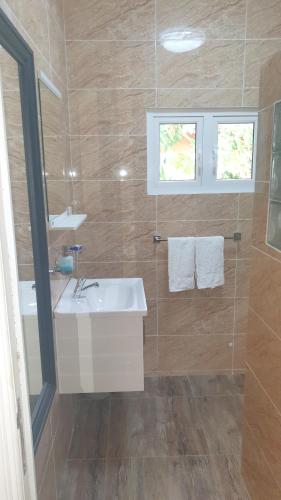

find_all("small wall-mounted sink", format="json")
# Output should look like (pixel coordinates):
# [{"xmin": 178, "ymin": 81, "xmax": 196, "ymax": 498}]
[
  {"xmin": 55, "ymin": 278, "xmax": 147, "ymax": 316},
  {"xmin": 54, "ymin": 278, "xmax": 147, "ymax": 394}
]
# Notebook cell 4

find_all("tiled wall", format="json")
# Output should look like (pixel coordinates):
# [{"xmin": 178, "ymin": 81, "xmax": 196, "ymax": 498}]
[
  {"xmin": 0, "ymin": 0, "xmax": 76, "ymax": 498},
  {"xmin": 242, "ymin": 51, "xmax": 281, "ymax": 499},
  {"xmin": 62, "ymin": 0, "xmax": 281, "ymax": 375}
]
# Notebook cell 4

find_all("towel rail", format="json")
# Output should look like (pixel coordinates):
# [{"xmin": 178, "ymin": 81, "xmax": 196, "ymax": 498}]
[{"xmin": 153, "ymin": 232, "xmax": 241, "ymax": 243}]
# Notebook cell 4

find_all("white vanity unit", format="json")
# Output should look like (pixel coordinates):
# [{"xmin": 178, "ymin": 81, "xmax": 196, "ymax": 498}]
[{"xmin": 54, "ymin": 278, "xmax": 147, "ymax": 393}]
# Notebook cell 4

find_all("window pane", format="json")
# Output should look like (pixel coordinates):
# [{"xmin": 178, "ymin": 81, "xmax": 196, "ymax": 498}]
[
  {"xmin": 217, "ymin": 123, "xmax": 254, "ymax": 180},
  {"xmin": 160, "ymin": 123, "xmax": 196, "ymax": 181}
]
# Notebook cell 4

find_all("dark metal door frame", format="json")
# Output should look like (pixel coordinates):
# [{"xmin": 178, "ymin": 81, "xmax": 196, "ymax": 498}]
[{"xmin": 0, "ymin": 8, "xmax": 56, "ymax": 450}]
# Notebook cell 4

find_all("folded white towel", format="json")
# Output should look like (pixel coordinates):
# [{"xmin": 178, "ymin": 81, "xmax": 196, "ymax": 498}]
[
  {"xmin": 168, "ymin": 237, "xmax": 195, "ymax": 292},
  {"xmin": 195, "ymin": 236, "xmax": 224, "ymax": 289}
]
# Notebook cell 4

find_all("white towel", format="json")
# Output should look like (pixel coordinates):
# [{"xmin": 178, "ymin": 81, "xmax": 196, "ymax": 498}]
[
  {"xmin": 195, "ymin": 236, "xmax": 224, "ymax": 289},
  {"xmin": 168, "ymin": 237, "xmax": 195, "ymax": 292}
]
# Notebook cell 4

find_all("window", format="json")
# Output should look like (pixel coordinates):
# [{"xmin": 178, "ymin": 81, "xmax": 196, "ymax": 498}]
[{"xmin": 147, "ymin": 111, "xmax": 258, "ymax": 194}]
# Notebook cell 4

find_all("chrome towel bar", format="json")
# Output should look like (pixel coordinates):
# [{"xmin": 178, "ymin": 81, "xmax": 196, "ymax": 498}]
[{"xmin": 153, "ymin": 232, "xmax": 241, "ymax": 243}]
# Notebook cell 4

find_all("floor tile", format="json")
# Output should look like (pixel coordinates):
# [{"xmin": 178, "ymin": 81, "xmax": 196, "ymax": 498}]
[
  {"xmin": 110, "ymin": 375, "xmax": 193, "ymax": 399},
  {"xmin": 108, "ymin": 397, "xmax": 208, "ymax": 458},
  {"xmin": 59, "ymin": 460, "xmax": 106, "ymax": 500},
  {"xmin": 194, "ymin": 396, "xmax": 243, "ymax": 455},
  {"xmin": 189, "ymin": 374, "xmax": 244, "ymax": 397},
  {"xmin": 63, "ymin": 376, "xmax": 249, "ymax": 499},
  {"xmin": 104, "ymin": 459, "xmax": 144, "ymax": 500},
  {"xmin": 68, "ymin": 399, "xmax": 110, "ymax": 459},
  {"xmin": 59, "ymin": 456, "xmax": 249, "ymax": 500}
]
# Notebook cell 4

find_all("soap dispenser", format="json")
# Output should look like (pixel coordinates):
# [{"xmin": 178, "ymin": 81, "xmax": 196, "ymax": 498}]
[{"xmin": 56, "ymin": 246, "xmax": 74, "ymax": 274}]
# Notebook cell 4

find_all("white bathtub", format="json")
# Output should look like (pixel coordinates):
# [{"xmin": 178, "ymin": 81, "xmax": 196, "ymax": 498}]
[{"xmin": 54, "ymin": 278, "xmax": 147, "ymax": 394}]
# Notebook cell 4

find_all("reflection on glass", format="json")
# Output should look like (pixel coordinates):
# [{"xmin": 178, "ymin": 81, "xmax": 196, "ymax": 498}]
[
  {"xmin": 0, "ymin": 47, "xmax": 43, "ymax": 413},
  {"xmin": 268, "ymin": 201, "xmax": 281, "ymax": 250},
  {"xmin": 160, "ymin": 123, "xmax": 196, "ymax": 181},
  {"xmin": 267, "ymin": 101, "xmax": 281, "ymax": 251},
  {"xmin": 38, "ymin": 79, "xmax": 71, "ymax": 220},
  {"xmin": 217, "ymin": 123, "xmax": 254, "ymax": 180}
]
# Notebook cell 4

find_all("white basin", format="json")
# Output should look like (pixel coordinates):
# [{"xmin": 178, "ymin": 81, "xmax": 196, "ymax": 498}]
[
  {"xmin": 19, "ymin": 281, "xmax": 37, "ymax": 316},
  {"xmin": 55, "ymin": 278, "xmax": 147, "ymax": 316}
]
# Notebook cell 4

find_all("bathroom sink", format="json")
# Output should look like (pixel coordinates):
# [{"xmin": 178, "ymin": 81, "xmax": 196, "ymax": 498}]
[
  {"xmin": 54, "ymin": 278, "xmax": 147, "ymax": 393},
  {"xmin": 55, "ymin": 278, "xmax": 147, "ymax": 316}
]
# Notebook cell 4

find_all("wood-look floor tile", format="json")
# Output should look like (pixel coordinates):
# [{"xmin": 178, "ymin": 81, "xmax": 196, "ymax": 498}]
[
  {"xmin": 104, "ymin": 459, "xmax": 143, "ymax": 500},
  {"xmin": 104, "ymin": 456, "xmax": 249, "ymax": 500},
  {"xmin": 59, "ymin": 460, "xmax": 106, "ymax": 500},
  {"xmin": 110, "ymin": 376, "xmax": 193, "ymax": 399},
  {"xmin": 189, "ymin": 374, "xmax": 245, "ymax": 397},
  {"xmin": 59, "ymin": 455, "xmax": 249, "ymax": 500},
  {"xmin": 107, "ymin": 397, "xmax": 208, "ymax": 458},
  {"xmin": 68, "ymin": 399, "xmax": 110, "ymax": 459},
  {"xmin": 194, "ymin": 396, "xmax": 243, "ymax": 455}
]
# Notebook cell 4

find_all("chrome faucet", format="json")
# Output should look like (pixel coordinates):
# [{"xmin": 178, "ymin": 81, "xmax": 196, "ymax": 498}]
[
  {"xmin": 73, "ymin": 278, "xmax": 87, "ymax": 299},
  {"xmin": 72, "ymin": 278, "xmax": 99, "ymax": 299}
]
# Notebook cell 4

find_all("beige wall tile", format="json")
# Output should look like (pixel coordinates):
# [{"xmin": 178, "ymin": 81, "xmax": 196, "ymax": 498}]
[
  {"xmin": 157, "ymin": 194, "xmax": 239, "ymax": 221},
  {"xmin": 63, "ymin": 0, "xmax": 155, "ymax": 40},
  {"xmin": 67, "ymin": 41, "xmax": 155, "ymax": 89},
  {"xmin": 245, "ymin": 40, "xmax": 281, "ymax": 88},
  {"xmin": 238, "ymin": 194, "xmax": 254, "ymax": 220},
  {"xmin": 70, "ymin": 135, "xmax": 147, "ymax": 181},
  {"xmin": 39, "ymin": 87, "xmax": 66, "ymax": 136},
  {"xmin": 47, "ymin": 179, "xmax": 72, "ymax": 215},
  {"xmin": 43, "ymin": 135, "xmax": 70, "ymax": 180},
  {"xmin": 255, "ymin": 106, "xmax": 273, "ymax": 183},
  {"xmin": 236, "ymin": 259, "xmax": 251, "ymax": 297},
  {"xmin": 251, "ymin": 182, "xmax": 270, "ymax": 254},
  {"xmin": 73, "ymin": 180, "xmax": 156, "ymax": 222},
  {"xmin": 247, "ymin": 0, "xmax": 281, "ymax": 38},
  {"xmin": 7, "ymin": 136, "xmax": 28, "ymax": 181},
  {"xmin": 15, "ymin": 225, "xmax": 34, "ymax": 265},
  {"xmin": 144, "ymin": 336, "xmax": 158, "ymax": 374},
  {"xmin": 242, "ymin": 87, "xmax": 259, "ymax": 107},
  {"xmin": 234, "ymin": 298, "xmax": 249, "ymax": 333},
  {"xmin": 242, "ymin": 421, "xmax": 281, "ymax": 500},
  {"xmin": 236, "ymin": 219, "xmax": 253, "ymax": 259},
  {"xmin": 157, "ymin": 41, "xmax": 244, "ymax": 89},
  {"xmin": 250, "ymin": 248, "xmax": 281, "ymax": 337},
  {"xmin": 157, "ymin": 88, "xmax": 243, "ymax": 108},
  {"xmin": 48, "ymin": 11, "xmax": 66, "ymax": 83},
  {"xmin": 158, "ymin": 335, "xmax": 233, "ymax": 372},
  {"xmin": 11, "ymin": 181, "xmax": 30, "ymax": 224},
  {"xmin": 9, "ymin": 0, "xmax": 49, "ymax": 59},
  {"xmin": 244, "ymin": 369, "xmax": 281, "ymax": 489},
  {"xmin": 156, "ymin": 0, "xmax": 246, "ymax": 40},
  {"xmin": 3, "ymin": 90, "xmax": 23, "ymax": 136},
  {"xmin": 233, "ymin": 335, "xmax": 247, "ymax": 370},
  {"xmin": 247, "ymin": 309, "xmax": 281, "ymax": 413},
  {"xmin": 145, "ymin": 300, "xmax": 157, "ymax": 336},
  {"xmin": 69, "ymin": 89, "xmax": 155, "ymax": 135},
  {"xmin": 0, "ymin": 45, "xmax": 20, "ymax": 90},
  {"xmin": 73, "ymin": 222, "xmax": 156, "ymax": 262},
  {"xmin": 18, "ymin": 264, "xmax": 35, "ymax": 281},
  {"xmin": 158, "ymin": 298, "xmax": 234, "ymax": 335},
  {"xmin": 73, "ymin": 261, "xmax": 157, "ymax": 299},
  {"xmin": 259, "ymin": 52, "xmax": 281, "ymax": 109}
]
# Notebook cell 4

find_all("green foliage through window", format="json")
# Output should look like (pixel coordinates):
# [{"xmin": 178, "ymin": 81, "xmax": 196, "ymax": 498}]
[{"xmin": 160, "ymin": 123, "xmax": 196, "ymax": 181}]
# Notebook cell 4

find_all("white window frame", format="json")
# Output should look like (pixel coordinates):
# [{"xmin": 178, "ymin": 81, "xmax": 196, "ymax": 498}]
[{"xmin": 147, "ymin": 110, "xmax": 258, "ymax": 195}]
